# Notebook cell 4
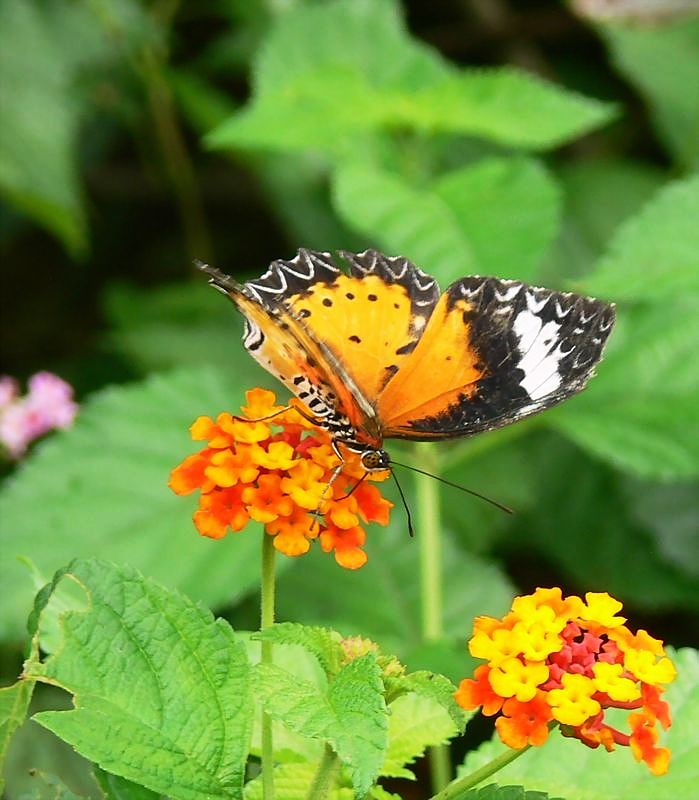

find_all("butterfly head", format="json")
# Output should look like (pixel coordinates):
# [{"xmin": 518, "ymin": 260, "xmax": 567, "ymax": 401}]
[{"xmin": 359, "ymin": 447, "xmax": 391, "ymax": 473}]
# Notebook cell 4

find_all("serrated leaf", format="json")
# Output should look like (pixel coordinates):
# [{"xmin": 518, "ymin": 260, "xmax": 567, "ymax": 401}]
[
  {"xmin": 208, "ymin": 0, "xmax": 614, "ymax": 155},
  {"xmin": 381, "ymin": 692, "xmax": 459, "ymax": 780},
  {"xmin": 332, "ymin": 158, "xmax": 559, "ymax": 286},
  {"xmin": 583, "ymin": 175, "xmax": 699, "ymax": 301},
  {"xmin": 255, "ymin": 623, "xmax": 344, "ymax": 677},
  {"xmin": 386, "ymin": 670, "xmax": 466, "ymax": 729},
  {"xmin": 328, "ymin": 653, "xmax": 387, "ymax": 795},
  {"xmin": 0, "ymin": 367, "xmax": 266, "ymax": 643},
  {"xmin": 253, "ymin": 662, "xmax": 335, "ymax": 739},
  {"xmin": 254, "ymin": 654, "xmax": 388, "ymax": 796},
  {"xmin": 460, "ymin": 648, "xmax": 699, "ymax": 800},
  {"xmin": 28, "ymin": 559, "xmax": 252, "ymax": 800},
  {"xmin": 601, "ymin": 17, "xmax": 699, "ymax": 170},
  {"xmin": 0, "ymin": 678, "xmax": 35, "ymax": 791},
  {"xmin": 549, "ymin": 300, "xmax": 699, "ymax": 480}
]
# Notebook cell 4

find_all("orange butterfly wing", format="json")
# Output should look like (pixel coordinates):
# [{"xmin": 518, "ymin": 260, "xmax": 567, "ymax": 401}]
[{"xmin": 378, "ymin": 276, "xmax": 616, "ymax": 439}]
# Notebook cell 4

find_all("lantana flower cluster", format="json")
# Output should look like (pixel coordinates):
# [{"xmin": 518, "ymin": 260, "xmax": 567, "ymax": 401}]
[
  {"xmin": 455, "ymin": 588, "xmax": 677, "ymax": 775},
  {"xmin": 0, "ymin": 372, "xmax": 78, "ymax": 459},
  {"xmin": 169, "ymin": 388, "xmax": 392, "ymax": 568}
]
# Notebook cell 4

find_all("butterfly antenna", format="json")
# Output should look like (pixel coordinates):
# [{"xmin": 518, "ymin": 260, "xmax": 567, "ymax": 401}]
[
  {"xmin": 390, "ymin": 460, "xmax": 514, "ymax": 515},
  {"xmin": 391, "ymin": 470, "xmax": 415, "ymax": 538},
  {"xmin": 194, "ymin": 259, "xmax": 240, "ymax": 294}
]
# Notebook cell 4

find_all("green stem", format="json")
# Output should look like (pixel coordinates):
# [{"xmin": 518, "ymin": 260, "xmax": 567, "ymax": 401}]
[
  {"xmin": 305, "ymin": 743, "xmax": 340, "ymax": 800},
  {"xmin": 261, "ymin": 533, "xmax": 276, "ymax": 800},
  {"xmin": 429, "ymin": 745, "xmax": 531, "ymax": 800},
  {"xmin": 414, "ymin": 442, "xmax": 450, "ymax": 791}
]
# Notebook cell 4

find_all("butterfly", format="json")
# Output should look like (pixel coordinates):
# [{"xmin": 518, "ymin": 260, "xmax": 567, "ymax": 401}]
[{"xmin": 199, "ymin": 249, "xmax": 615, "ymax": 473}]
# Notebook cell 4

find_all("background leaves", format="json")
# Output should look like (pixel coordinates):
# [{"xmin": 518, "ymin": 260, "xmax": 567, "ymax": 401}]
[{"xmin": 2, "ymin": 0, "xmax": 698, "ymax": 795}]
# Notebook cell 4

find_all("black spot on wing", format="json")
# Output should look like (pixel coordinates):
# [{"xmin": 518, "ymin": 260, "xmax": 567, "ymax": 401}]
[{"xmin": 339, "ymin": 249, "xmax": 440, "ymax": 324}]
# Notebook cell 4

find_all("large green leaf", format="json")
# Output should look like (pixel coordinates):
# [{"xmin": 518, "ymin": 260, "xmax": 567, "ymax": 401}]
[
  {"xmin": 332, "ymin": 158, "xmax": 560, "ymax": 286},
  {"xmin": 583, "ymin": 175, "xmax": 699, "ymax": 301},
  {"xmin": 28, "ymin": 559, "xmax": 252, "ymax": 800},
  {"xmin": 460, "ymin": 648, "xmax": 699, "ymax": 800},
  {"xmin": 549, "ymin": 299, "xmax": 699, "ymax": 481},
  {"xmin": 208, "ymin": 0, "xmax": 614, "ymax": 155},
  {"xmin": 0, "ymin": 0, "xmax": 86, "ymax": 253},
  {"xmin": 546, "ymin": 158, "xmax": 665, "ymax": 283},
  {"xmin": 0, "ymin": 367, "xmax": 267, "ymax": 643},
  {"xmin": 0, "ymin": 0, "xmax": 158, "ymax": 253},
  {"xmin": 601, "ymin": 17, "xmax": 699, "ymax": 171}
]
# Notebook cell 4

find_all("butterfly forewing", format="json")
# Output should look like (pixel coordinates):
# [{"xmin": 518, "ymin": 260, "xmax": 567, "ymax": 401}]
[{"xmin": 378, "ymin": 276, "xmax": 615, "ymax": 438}]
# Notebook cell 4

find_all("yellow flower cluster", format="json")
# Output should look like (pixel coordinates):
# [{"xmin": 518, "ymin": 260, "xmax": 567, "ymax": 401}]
[{"xmin": 455, "ymin": 588, "xmax": 676, "ymax": 774}]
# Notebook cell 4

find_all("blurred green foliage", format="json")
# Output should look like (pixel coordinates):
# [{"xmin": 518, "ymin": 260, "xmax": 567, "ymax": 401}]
[{"xmin": 1, "ymin": 0, "xmax": 698, "ymax": 797}]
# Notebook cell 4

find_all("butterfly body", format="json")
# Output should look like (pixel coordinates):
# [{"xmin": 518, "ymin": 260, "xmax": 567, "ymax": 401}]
[{"xmin": 200, "ymin": 249, "xmax": 615, "ymax": 467}]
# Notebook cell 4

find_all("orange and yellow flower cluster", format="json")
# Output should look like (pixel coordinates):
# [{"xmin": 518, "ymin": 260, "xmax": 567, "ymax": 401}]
[
  {"xmin": 169, "ymin": 388, "xmax": 392, "ymax": 569},
  {"xmin": 455, "ymin": 588, "xmax": 676, "ymax": 775}
]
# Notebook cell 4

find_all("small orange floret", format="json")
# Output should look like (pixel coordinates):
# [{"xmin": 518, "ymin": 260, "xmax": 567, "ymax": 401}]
[
  {"xmin": 169, "ymin": 388, "xmax": 392, "ymax": 568},
  {"xmin": 455, "ymin": 664, "xmax": 503, "ymax": 717},
  {"xmin": 495, "ymin": 692, "xmax": 552, "ymax": 749}
]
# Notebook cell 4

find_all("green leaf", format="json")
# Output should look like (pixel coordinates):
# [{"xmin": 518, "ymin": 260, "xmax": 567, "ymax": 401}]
[
  {"xmin": 252, "ymin": 662, "xmax": 334, "ymax": 739},
  {"xmin": 0, "ymin": 678, "xmax": 35, "ymax": 791},
  {"xmin": 463, "ymin": 786, "xmax": 559, "ymax": 800},
  {"xmin": 624, "ymin": 479, "xmax": 699, "ymax": 580},
  {"xmin": 545, "ymin": 158, "xmax": 665, "ymax": 283},
  {"xmin": 28, "ymin": 559, "xmax": 252, "ymax": 800},
  {"xmin": 0, "ymin": 367, "xmax": 266, "ymax": 642},
  {"xmin": 255, "ymin": 623, "xmax": 344, "ymax": 677},
  {"xmin": 381, "ymin": 692, "xmax": 459, "ymax": 780},
  {"xmin": 254, "ymin": 654, "xmax": 388, "ymax": 796},
  {"xmin": 583, "ymin": 175, "xmax": 699, "ymax": 301},
  {"xmin": 0, "ymin": 0, "xmax": 87, "ymax": 253},
  {"xmin": 549, "ymin": 299, "xmax": 699, "ymax": 481},
  {"xmin": 332, "ymin": 158, "xmax": 560, "ymax": 286},
  {"xmin": 105, "ymin": 281, "xmax": 271, "ymax": 380},
  {"xmin": 601, "ymin": 17, "xmax": 699, "ymax": 170},
  {"xmin": 243, "ymin": 763, "xmax": 354, "ymax": 800},
  {"xmin": 386, "ymin": 670, "xmax": 466, "ymax": 730},
  {"xmin": 208, "ymin": 0, "xmax": 615, "ymax": 155},
  {"xmin": 517, "ymin": 436, "xmax": 699, "ymax": 612},
  {"xmin": 8, "ymin": 770, "xmax": 85, "ymax": 800},
  {"xmin": 327, "ymin": 653, "xmax": 387, "ymax": 795},
  {"xmin": 460, "ymin": 648, "xmax": 699, "ymax": 800},
  {"xmin": 93, "ymin": 767, "xmax": 160, "ymax": 800}
]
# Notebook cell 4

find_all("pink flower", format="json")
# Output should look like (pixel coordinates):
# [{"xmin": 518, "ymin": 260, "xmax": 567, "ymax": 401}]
[{"xmin": 0, "ymin": 372, "xmax": 78, "ymax": 458}]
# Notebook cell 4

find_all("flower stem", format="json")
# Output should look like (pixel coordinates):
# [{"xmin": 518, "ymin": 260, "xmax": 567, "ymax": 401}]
[
  {"xmin": 414, "ymin": 442, "xmax": 450, "ymax": 790},
  {"xmin": 261, "ymin": 533, "xmax": 276, "ymax": 799},
  {"xmin": 305, "ymin": 743, "xmax": 340, "ymax": 800},
  {"xmin": 429, "ymin": 745, "xmax": 531, "ymax": 800}
]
